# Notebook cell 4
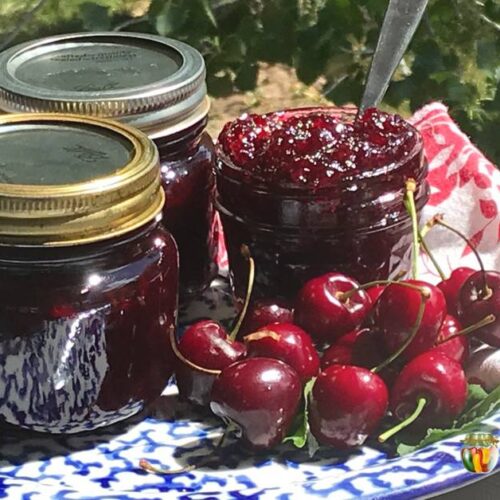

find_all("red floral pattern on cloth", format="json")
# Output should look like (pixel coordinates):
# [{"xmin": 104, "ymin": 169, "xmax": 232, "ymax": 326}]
[
  {"xmin": 216, "ymin": 102, "xmax": 500, "ymax": 279},
  {"xmin": 410, "ymin": 103, "xmax": 500, "ymax": 281}
]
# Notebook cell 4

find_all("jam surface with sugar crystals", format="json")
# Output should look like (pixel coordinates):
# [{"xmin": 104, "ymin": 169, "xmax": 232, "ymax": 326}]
[{"xmin": 218, "ymin": 108, "xmax": 418, "ymax": 189}]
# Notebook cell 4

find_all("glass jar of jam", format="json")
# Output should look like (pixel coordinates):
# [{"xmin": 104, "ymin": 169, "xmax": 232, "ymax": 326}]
[
  {"xmin": 0, "ymin": 114, "xmax": 178, "ymax": 434},
  {"xmin": 0, "ymin": 32, "xmax": 216, "ymax": 297},
  {"xmin": 216, "ymin": 107, "xmax": 428, "ymax": 301}
]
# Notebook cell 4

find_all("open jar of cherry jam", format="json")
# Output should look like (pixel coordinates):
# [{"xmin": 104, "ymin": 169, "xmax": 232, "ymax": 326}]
[
  {"xmin": 216, "ymin": 107, "xmax": 428, "ymax": 300},
  {"xmin": 0, "ymin": 114, "xmax": 178, "ymax": 433},
  {"xmin": 0, "ymin": 32, "xmax": 216, "ymax": 297}
]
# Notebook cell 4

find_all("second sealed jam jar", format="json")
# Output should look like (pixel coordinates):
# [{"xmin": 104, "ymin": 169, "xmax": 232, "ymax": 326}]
[
  {"xmin": 216, "ymin": 107, "xmax": 428, "ymax": 301},
  {"xmin": 0, "ymin": 32, "xmax": 217, "ymax": 297},
  {"xmin": 0, "ymin": 114, "xmax": 178, "ymax": 433}
]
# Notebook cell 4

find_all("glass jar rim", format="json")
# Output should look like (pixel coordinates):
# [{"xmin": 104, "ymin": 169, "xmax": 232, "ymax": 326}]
[{"xmin": 216, "ymin": 106, "xmax": 424, "ymax": 192}]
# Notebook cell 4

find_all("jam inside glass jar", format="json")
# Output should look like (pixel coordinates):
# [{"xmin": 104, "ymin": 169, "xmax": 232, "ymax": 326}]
[
  {"xmin": 154, "ymin": 117, "xmax": 217, "ymax": 297},
  {"xmin": 0, "ymin": 224, "xmax": 178, "ymax": 434},
  {"xmin": 0, "ymin": 32, "xmax": 217, "ymax": 297},
  {"xmin": 216, "ymin": 107, "xmax": 428, "ymax": 300},
  {"xmin": 0, "ymin": 114, "xmax": 178, "ymax": 434}
]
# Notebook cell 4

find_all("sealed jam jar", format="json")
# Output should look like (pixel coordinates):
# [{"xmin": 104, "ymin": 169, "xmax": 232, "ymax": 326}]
[
  {"xmin": 0, "ymin": 114, "xmax": 178, "ymax": 433},
  {"xmin": 0, "ymin": 32, "xmax": 216, "ymax": 297},
  {"xmin": 216, "ymin": 107, "xmax": 428, "ymax": 300}
]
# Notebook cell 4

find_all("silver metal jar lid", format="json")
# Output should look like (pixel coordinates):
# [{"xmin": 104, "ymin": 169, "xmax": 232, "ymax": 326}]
[{"xmin": 0, "ymin": 32, "xmax": 207, "ymax": 134}]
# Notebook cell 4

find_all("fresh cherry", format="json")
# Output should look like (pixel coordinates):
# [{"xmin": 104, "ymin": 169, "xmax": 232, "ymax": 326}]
[
  {"xmin": 321, "ymin": 327, "xmax": 399, "ymax": 387},
  {"xmin": 429, "ymin": 315, "xmax": 469, "ymax": 366},
  {"xmin": 238, "ymin": 299, "xmax": 294, "ymax": 338},
  {"xmin": 380, "ymin": 351, "xmax": 467, "ymax": 441},
  {"xmin": 458, "ymin": 270, "xmax": 500, "ymax": 347},
  {"xmin": 174, "ymin": 245, "xmax": 255, "ymax": 406},
  {"xmin": 320, "ymin": 329, "xmax": 359, "ymax": 368},
  {"xmin": 321, "ymin": 327, "xmax": 384, "ymax": 370},
  {"xmin": 438, "ymin": 267, "xmax": 475, "ymax": 317},
  {"xmin": 428, "ymin": 218, "xmax": 498, "ymax": 347},
  {"xmin": 294, "ymin": 272, "xmax": 371, "ymax": 345},
  {"xmin": 175, "ymin": 321, "xmax": 246, "ymax": 406},
  {"xmin": 244, "ymin": 322, "xmax": 320, "ymax": 382},
  {"xmin": 210, "ymin": 357, "xmax": 302, "ymax": 451},
  {"xmin": 375, "ymin": 280, "xmax": 446, "ymax": 362},
  {"xmin": 309, "ymin": 365, "xmax": 389, "ymax": 448},
  {"xmin": 366, "ymin": 285, "xmax": 385, "ymax": 309}
]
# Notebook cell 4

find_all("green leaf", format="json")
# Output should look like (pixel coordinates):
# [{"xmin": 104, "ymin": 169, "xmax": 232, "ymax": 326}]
[
  {"xmin": 199, "ymin": 0, "xmax": 217, "ymax": 28},
  {"xmin": 154, "ymin": 0, "xmax": 188, "ymax": 36},
  {"xmin": 458, "ymin": 383, "xmax": 500, "ymax": 426},
  {"xmin": 221, "ymin": 35, "xmax": 246, "ymax": 64},
  {"xmin": 234, "ymin": 63, "xmax": 258, "ymax": 91},
  {"xmin": 206, "ymin": 70, "xmax": 234, "ymax": 96},
  {"xmin": 326, "ymin": 75, "xmax": 363, "ymax": 105},
  {"xmin": 397, "ymin": 384, "xmax": 500, "ymax": 456},
  {"xmin": 80, "ymin": 3, "xmax": 111, "ymax": 31},
  {"xmin": 297, "ymin": 0, "xmax": 327, "ymax": 29},
  {"xmin": 283, "ymin": 378, "xmax": 315, "ymax": 449},
  {"xmin": 295, "ymin": 46, "xmax": 325, "ymax": 84},
  {"xmin": 463, "ymin": 384, "xmax": 489, "ymax": 414}
]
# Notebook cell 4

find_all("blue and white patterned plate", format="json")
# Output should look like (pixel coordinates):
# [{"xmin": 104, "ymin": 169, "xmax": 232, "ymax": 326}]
[{"xmin": 0, "ymin": 277, "xmax": 498, "ymax": 499}]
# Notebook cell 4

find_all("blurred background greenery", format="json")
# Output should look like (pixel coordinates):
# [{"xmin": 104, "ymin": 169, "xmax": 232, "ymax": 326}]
[{"xmin": 0, "ymin": 0, "xmax": 499, "ymax": 162}]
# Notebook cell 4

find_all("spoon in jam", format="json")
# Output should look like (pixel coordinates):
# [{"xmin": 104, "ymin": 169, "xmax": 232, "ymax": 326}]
[{"xmin": 360, "ymin": 0, "xmax": 429, "ymax": 113}]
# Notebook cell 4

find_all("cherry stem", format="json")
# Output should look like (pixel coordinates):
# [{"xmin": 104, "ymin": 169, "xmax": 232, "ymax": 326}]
[
  {"xmin": 435, "ymin": 217, "xmax": 489, "ymax": 295},
  {"xmin": 229, "ymin": 245, "xmax": 255, "ymax": 341},
  {"xmin": 394, "ymin": 269, "xmax": 408, "ymax": 280},
  {"xmin": 169, "ymin": 327, "xmax": 222, "ymax": 375},
  {"xmin": 418, "ymin": 232, "xmax": 447, "ymax": 281},
  {"xmin": 339, "ymin": 279, "xmax": 429, "ymax": 302},
  {"xmin": 139, "ymin": 427, "xmax": 230, "ymax": 475},
  {"xmin": 436, "ymin": 314, "xmax": 496, "ymax": 345},
  {"xmin": 372, "ymin": 291, "xmax": 428, "ymax": 373},
  {"xmin": 420, "ymin": 214, "xmax": 441, "ymax": 238},
  {"xmin": 378, "ymin": 397, "xmax": 427, "ymax": 443},
  {"xmin": 139, "ymin": 458, "xmax": 195, "ymax": 475},
  {"xmin": 403, "ymin": 178, "xmax": 420, "ymax": 280}
]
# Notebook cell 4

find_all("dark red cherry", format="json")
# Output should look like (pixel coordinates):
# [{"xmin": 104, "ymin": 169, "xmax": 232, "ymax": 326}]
[
  {"xmin": 375, "ymin": 280, "xmax": 446, "ymax": 362},
  {"xmin": 321, "ymin": 328, "xmax": 383, "ymax": 369},
  {"xmin": 321, "ymin": 327, "xmax": 399, "ymax": 387},
  {"xmin": 390, "ymin": 351, "xmax": 467, "ymax": 430},
  {"xmin": 366, "ymin": 285, "xmax": 385, "ymax": 308},
  {"xmin": 175, "ymin": 320, "xmax": 246, "ymax": 406},
  {"xmin": 210, "ymin": 357, "xmax": 302, "ymax": 451},
  {"xmin": 429, "ymin": 315, "xmax": 469, "ymax": 365},
  {"xmin": 309, "ymin": 365, "xmax": 389, "ymax": 448},
  {"xmin": 294, "ymin": 272, "xmax": 371, "ymax": 345},
  {"xmin": 458, "ymin": 271, "xmax": 500, "ymax": 347},
  {"xmin": 244, "ymin": 322, "xmax": 320, "ymax": 382},
  {"xmin": 238, "ymin": 299, "xmax": 294, "ymax": 338},
  {"xmin": 320, "ymin": 329, "xmax": 359, "ymax": 368},
  {"xmin": 438, "ymin": 267, "xmax": 475, "ymax": 317}
]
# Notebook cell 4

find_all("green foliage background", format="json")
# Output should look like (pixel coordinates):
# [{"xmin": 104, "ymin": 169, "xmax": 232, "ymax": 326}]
[{"xmin": 1, "ymin": 0, "xmax": 499, "ymax": 162}]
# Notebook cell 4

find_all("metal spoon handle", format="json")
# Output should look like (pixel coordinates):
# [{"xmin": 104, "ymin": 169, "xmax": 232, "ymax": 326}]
[{"xmin": 360, "ymin": 0, "xmax": 429, "ymax": 113}]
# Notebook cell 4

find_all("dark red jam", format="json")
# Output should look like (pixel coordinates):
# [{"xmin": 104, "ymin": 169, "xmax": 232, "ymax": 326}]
[
  {"xmin": 155, "ymin": 118, "xmax": 217, "ymax": 297},
  {"xmin": 216, "ymin": 107, "xmax": 428, "ymax": 300},
  {"xmin": 0, "ymin": 224, "xmax": 178, "ymax": 433},
  {"xmin": 219, "ymin": 107, "xmax": 419, "ymax": 188},
  {"xmin": 0, "ymin": 32, "xmax": 217, "ymax": 300}
]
